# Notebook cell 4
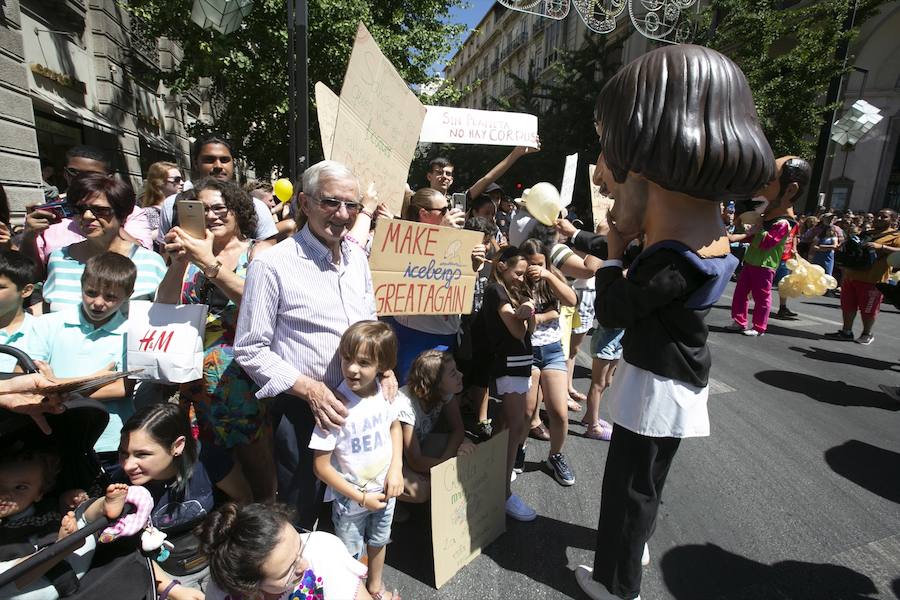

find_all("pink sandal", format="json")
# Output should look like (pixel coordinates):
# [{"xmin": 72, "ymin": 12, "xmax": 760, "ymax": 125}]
[{"xmin": 584, "ymin": 423, "xmax": 612, "ymax": 441}]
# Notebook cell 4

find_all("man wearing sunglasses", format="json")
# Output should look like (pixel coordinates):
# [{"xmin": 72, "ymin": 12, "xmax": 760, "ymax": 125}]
[
  {"xmin": 235, "ymin": 160, "xmax": 397, "ymax": 529},
  {"xmin": 422, "ymin": 142, "xmax": 540, "ymax": 229},
  {"xmin": 155, "ymin": 134, "xmax": 278, "ymax": 248},
  {"xmin": 22, "ymin": 145, "xmax": 153, "ymax": 274}
]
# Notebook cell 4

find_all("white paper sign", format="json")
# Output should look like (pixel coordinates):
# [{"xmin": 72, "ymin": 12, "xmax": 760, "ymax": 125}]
[
  {"xmin": 560, "ymin": 153, "xmax": 578, "ymax": 207},
  {"xmin": 419, "ymin": 106, "xmax": 538, "ymax": 148}
]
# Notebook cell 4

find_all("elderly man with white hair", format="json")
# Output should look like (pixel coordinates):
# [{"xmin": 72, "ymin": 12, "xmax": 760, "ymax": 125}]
[{"xmin": 234, "ymin": 160, "xmax": 396, "ymax": 527}]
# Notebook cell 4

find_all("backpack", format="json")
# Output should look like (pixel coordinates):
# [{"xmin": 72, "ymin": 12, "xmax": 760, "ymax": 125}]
[{"xmin": 836, "ymin": 234, "xmax": 877, "ymax": 270}]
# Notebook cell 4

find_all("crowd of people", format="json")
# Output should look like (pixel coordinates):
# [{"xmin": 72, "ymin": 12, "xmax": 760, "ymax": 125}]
[{"xmin": 1, "ymin": 48, "xmax": 899, "ymax": 600}]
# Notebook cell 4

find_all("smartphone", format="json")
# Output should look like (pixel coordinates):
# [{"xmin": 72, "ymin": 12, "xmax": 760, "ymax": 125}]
[
  {"xmin": 175, "ymin": 200, "xmax": 206, "ymax": 239},
  {"xmin": 28, "ymin": 201, "xmax": 73, "ymax": 223},
  {"xmin": 452, "ymin": 192, "xmax": 467, "ymax": 212}
]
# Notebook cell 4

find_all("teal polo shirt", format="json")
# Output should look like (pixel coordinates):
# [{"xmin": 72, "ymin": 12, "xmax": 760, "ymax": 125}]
[
  {"xmin": 0, "ymin": 313, "xmax": 36, "ymax": 373},
  {"xmin": 29, "ymin": 307, "xmax": 130, "ymax": 452}
]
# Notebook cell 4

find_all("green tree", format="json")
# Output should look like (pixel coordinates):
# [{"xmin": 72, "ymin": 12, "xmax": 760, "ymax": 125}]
[
  {"xmin": 123, "ymin": 0, "xmax": 465, "ymax": 174},
  {"xmin": 696, "ymin": 0, "xmax": 883, "ymax": 160}
]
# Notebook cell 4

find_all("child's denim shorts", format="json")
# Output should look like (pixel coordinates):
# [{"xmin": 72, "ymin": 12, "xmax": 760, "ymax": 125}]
[
  {"xmin": 591, "ymin": 326, "xmax": 625, "ymax": 361},
  {"xmin": 332, "ymin": 494, "xmax": 396, "ymax": 558}
]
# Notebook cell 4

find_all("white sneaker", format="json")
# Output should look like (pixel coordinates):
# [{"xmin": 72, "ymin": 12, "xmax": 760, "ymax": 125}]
[
  {"xmin": 575, "ymin": 565, "xmax": 641, "ymax": 600},
  {"xmin": 505, "ymin": 494, "xmax": 537, "ymax": 522},
  {"xmin": 741, "ymin": 329, "xmax": 762, "ymax": 337},
  {"xmin": 510, "ymin": 470, "xmax": 517, "ymax": 483},
  {"xmin": 641, "ymin": 543, "xmax": 650, "ymax": 566}
]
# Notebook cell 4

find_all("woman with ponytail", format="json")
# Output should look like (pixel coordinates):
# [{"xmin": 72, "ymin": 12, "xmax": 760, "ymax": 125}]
[{"xmin": 199, "ymin": 503, "xmax": 375, "ymax": 599}]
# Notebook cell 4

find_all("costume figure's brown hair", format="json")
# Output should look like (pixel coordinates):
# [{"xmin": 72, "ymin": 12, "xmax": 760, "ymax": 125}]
[{"xmin": 595, "ymin": 44, "xmax": 775, "ymax": 203}]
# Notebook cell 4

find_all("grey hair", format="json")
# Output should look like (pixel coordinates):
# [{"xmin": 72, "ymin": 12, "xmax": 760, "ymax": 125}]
[{"xmin": 301, "ymin": 160, "xmax": 359, "ymax": 199}]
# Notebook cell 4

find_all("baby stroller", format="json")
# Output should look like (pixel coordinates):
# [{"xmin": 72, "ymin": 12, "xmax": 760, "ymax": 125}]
[{"xmin": 0, "ymin": 345, "xmax": 156, "ymax": 599}]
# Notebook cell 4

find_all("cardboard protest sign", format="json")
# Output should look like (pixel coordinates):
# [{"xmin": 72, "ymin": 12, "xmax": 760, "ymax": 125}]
[
  {"xmin": 314, "ymin": 81, "xmax": 339, "ymax": 159},
  {"xmin": 331, "ymin": 23, "xmax": 426, "ymax": 216},
  {"xmin": 419, "ymin": 106, "xmax": 539, "ymax": 148},
  {"xmin": 560, "ymin": 152, "xmax": 578, "ymax": 207},
  {"xmin": 431, "ymin": 430, "xmax": 508, "ymax": 589},
  {"xmin": 589, "ymin": 164, "xmax": 614, "ymax": 232},
  {"xmin": 369, "ymin": 218, "xmax": 483, "ymax": 316}
]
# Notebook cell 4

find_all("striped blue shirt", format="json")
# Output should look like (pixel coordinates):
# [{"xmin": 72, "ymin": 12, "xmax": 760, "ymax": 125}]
[
  {"xmin": 43, "ymin": 245, "xmax": 167, "ymax": 312},
  {"xmin": 234, "ymin": 225, "xmax": 376, "ymax": 399}
]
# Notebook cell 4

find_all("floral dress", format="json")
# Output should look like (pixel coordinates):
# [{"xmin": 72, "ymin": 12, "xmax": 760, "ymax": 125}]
[{"xmin": 179, "ymin": 243, "xmax": 268, "ymax": 448}]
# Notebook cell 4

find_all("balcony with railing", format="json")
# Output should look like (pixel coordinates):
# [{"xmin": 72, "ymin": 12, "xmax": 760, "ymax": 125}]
[
  {"xmin": 490, "ymin": 59, "xmax": 499, "ymax": 74},
  {"xmin": 129, "ymin": 16, "xmax": 159, "ymax": 68}
]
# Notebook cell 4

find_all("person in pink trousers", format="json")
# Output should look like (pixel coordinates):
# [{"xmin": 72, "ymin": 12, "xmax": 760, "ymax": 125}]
[{"xmin": 729, "ymin": 156, "xmax": 811, "ymax": 336}]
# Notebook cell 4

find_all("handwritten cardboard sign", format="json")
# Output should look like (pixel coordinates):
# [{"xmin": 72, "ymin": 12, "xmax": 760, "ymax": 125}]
[
  {"xmin": 589, "ymin": 164, "xmax": 614, "ymax": 232},
  {"xmin": 330, "ymin": 23, "xmax": 426, "ymax": 216},
  {"xmin": 315, "ymin": 81, "xmax": 339, "ymax": 159},
  {"xmin": 560, "ymin": 152, "xmax": 578, "ymax": 207},
  {"xmin": 431, "ymin": 430, "xmax": 508, "ymax": 589},
  {"xmin": 369, "ymin": 219, "xmax": 483, "ymax": 316},
  {"xmin": 419, "ymin": 106, "xmax": 539, "ymax": 148}
]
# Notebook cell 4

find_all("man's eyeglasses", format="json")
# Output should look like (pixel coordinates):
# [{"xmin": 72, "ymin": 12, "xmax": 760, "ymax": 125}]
[
  {"xmin": 167, "ymin": 176, "xmax": 184, "ymax": 184},
  {"xmin": 72, "ymin": 203, "xmax": 115, "ymax": 220},
  {"xmin": 310, "ymin": 196, "xmax": 362, "ymax": 213},
  {"xmin": 431, "ymin": 169, "xmax": 454, "ymax": 179}
]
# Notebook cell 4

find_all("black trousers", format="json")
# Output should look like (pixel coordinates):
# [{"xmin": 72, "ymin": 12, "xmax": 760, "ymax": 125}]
[
  {"xmin": 270, "ymin": 394, "xmax": 325, "ymax": 530},
  {"xmin": 593, "ymin": 424, "xmax": 681, "ymax": 599}
]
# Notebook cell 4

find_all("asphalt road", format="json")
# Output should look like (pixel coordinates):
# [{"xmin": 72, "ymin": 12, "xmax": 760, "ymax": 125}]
[{"xmin": 383, "ymin": 282, "xmax": 900, "ymax": 600}]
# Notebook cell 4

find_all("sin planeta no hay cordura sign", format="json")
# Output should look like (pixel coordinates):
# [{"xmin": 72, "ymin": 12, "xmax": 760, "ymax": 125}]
[{"xmin": 369, "ymin": 219, "xmax": 483, "ymax": 316}]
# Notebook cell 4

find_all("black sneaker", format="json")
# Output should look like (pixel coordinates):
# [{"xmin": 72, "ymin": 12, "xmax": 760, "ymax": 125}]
[
  {"xmin": 775, "ymin": 307, "xmax": 798, "ymax": 319},
  {"xmin": 547, "ymin": 453, "xmax": 575, "ymax": 486},
  {"xmin": 824, "ymin": 330, "xmax": 854, "ymax": 341},
  {"xmin": 474, "ymin": 419, "xmax": 493, "ymax": 441},
  {"xmin": 514, "ymin": 445, "xmax": 526, "ymax": 474}
]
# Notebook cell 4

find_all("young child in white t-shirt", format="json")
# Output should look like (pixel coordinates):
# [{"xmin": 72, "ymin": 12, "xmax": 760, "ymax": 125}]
[{"xmin": 309, "ymin": 320, "xmax": 403, "ymax": 600}]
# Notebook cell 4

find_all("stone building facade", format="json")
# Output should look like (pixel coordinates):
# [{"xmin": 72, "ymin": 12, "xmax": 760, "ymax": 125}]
[
  {"xmin": 820, "ymin": 0, "xmax": 900, "ymax": 213},
  {"xmin": 0, "ymin": 0, "xmax": 208, "ymax": 214},
  {"xmin": 444, "ymin": 3, "xmax": 650, "ymax": 113}
]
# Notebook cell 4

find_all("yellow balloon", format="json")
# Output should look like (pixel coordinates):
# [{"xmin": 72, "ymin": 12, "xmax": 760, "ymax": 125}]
[
  {"xmin": 522, "ymin": 182, "xmax": 562, "ymax": 226},
  {"xmin": 823, "ymin": 275, "xmax": 838, "ymax": 289},
  {"xmin": 810, "ymin": 264, "xmax": 825, "ymax": 276},
  {"xmin": 785, "ymin": 258, "xmax": 799, "ymax": 271},
  {"xmin": 273, "ymin": 178, "xmax": 294, "ymax": 203},
  {"xmin": 802, "ymin": 282, "xmax": 817, "ymax": 296}
]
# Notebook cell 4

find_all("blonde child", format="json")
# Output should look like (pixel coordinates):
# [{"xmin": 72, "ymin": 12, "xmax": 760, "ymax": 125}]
[{"xmin": 309, "ymin": 321, "xmax": 403, "ymax": 600}]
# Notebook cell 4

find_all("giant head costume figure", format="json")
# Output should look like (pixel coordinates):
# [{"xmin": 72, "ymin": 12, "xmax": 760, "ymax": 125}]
[{"xmin": 592, "ymin": 44, "xmax": 775, "ymax": 249}]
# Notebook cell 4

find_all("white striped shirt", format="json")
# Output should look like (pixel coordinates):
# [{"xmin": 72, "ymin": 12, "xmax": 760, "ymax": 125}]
[
  {"xmin": 234, "ymin": 225, "xmax": 376, "ymax": 399},
  {"xmin": 42, "ymin": 245, "xmax": 166, "ymax": 312}
]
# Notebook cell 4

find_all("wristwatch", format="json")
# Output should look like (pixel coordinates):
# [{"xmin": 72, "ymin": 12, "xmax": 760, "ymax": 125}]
[{"xmin": 203, "ymin": 260, "xmax": 222, "ymax": 279}]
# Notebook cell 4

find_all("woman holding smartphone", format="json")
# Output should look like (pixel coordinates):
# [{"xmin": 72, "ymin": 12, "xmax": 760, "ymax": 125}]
[{"xmin": 157, "ymin": 177, "xmax": 274, "ymax": 503}]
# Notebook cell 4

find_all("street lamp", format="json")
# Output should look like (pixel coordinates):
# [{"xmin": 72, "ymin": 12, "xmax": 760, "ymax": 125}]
[
  {"xmin": 190, "ymin": 0, "xmax": 253, "ymax": 35},
  {"xmin": 287, "ymin": 0, "xmax": 309, "ymax": 181}
]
